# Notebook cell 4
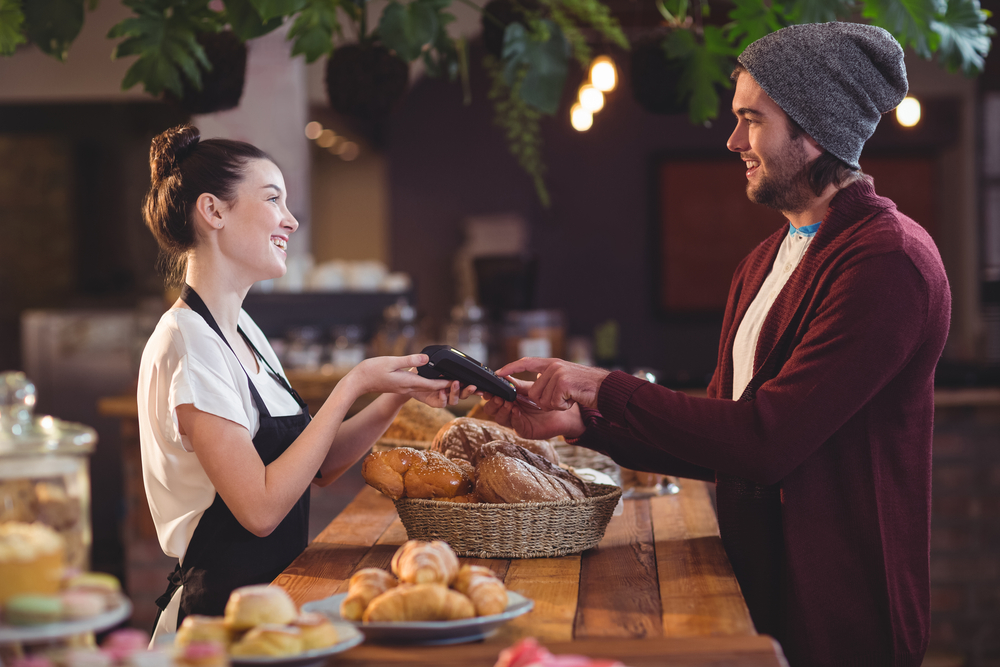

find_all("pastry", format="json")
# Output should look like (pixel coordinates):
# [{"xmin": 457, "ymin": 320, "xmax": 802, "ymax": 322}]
[
  {"xmin": 475, "ymin": 453, "xmax": 587, "ymax": 503},
  {"xmin": 64, "ymin": 571, "xmax": 122, "ymax": 608},
  {"xmin": 292, "ymin": 611, "xmax": 340, "ymax": 650},
  {"xmin": 60, "ymin": 590, "xmax": 107, "ymax": 619},
  {"xmin": 390, "ymin": 540, "xmax": 459, "ymax": 586},
  {"xmin": 361, "ymin": 447, "xmax": 425, "ymax": 500},
  {"xmin": 175, "ymin": 615, "xmax": 231, "ymax": 649},
  {"xmin": 453, "ymin": 565, "xmax": 508, "ymax": 616},
  {"xmin": 431, "ymin": 417, "xmax": 560, "ymax": 465},
  {"xmin": 339, "ymin": 568, "xmax": 398, "ymax": 621},
  {"xmin": 223, "ymin": 585, "xmax": 298, "ymax": 630},
  {"xmin": 362, "ymin": 583, "xmax": 475, "ymax": 622},
  {"xmin": 0, "ymin": 522, "xmax": 66, "ymax": 603},
  {"xmin": 4, "ymin": 593, "xmax": 63, "ymax": 625},
  {"xmin": 401, "ymin": 451, "xmax": 474, "ymax": 499},
  {"xmin": 229, "ymin": 624, "xmax": 303, "ymax": 657},
  {"xmin": 100, "ymin": 628, "xmax": 152, "ymax": 662},
  {"xmin": 382, "ymin": 400, "xmax": 455, "ymax": 442}
]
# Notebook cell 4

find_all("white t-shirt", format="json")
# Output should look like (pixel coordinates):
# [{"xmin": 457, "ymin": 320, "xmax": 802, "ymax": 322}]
[
  {"xmin": 732, "ymin": 221, "xmax": 821, "ymax": 400},
  {"xmin": 137, "ymin": 307, "xmax": 303, "ymax": 564}
]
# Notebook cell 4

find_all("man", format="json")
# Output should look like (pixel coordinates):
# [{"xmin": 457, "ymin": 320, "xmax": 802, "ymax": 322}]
[{"xmin": 484, "ymin": 22, "xmax": 951, "ymax": 667}]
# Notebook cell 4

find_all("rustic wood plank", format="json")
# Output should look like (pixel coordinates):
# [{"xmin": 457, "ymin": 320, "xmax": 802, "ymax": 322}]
[
  {"xmin": 651, "ymin": 480, "xmax": 756, "ymax": 637},
  {"xmin": 575, "ymin": 499, "xmax": 662, "ymax": 639},
  {"xmin": 491, "ymin": 555, "xmax": 581, "ymax": 644},
  {"xmin": 313, "ymin": 486, "xmax": 397, "ymax": 545},
  {"xmin": 330, "ymin": 635, "xmax": 789, "ymax": 666}
]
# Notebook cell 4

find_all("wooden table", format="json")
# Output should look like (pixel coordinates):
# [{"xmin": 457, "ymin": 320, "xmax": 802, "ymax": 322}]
[{"xmin": 274, "ymin": 481, "xmax": 790, "ymax": 666}]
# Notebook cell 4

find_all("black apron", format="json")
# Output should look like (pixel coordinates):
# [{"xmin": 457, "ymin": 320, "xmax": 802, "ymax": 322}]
[{"xmin": 153, "ymin": 285, "xmax": 311, "ymax": 630}]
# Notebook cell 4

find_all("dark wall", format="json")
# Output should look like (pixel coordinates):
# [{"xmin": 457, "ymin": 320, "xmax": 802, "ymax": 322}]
[{"xmin": 387, "ymin": 43, "xmax": 735, "ymax": 385}]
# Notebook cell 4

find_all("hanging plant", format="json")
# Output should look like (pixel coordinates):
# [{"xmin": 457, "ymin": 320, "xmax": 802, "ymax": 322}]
[
  {"xmin": 325, "ymin": 42, "xmax": 409, "ymax": 118},
  {"xmin": 167, "ymin": 29, "xmax": 247, "ymax": 114}
]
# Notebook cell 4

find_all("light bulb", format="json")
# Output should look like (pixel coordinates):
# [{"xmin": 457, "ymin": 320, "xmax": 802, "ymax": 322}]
[
  {"xmin": 304, "ymin": 121, "xmax": 323, "ymax": 140},
  {"xmin": 578, "ymin": 84, "xmax": 605, "ymax": 112},
  {"xmin": 317, "ymin": 129, "xmax": 337, "ymax": 148},
  {"xmin": 589, "ymin": 56, "xmax": 617, "ymax": 92},
  {"xmin": 571, "ymin": 103, "xmax": 593, "ymax": 132},
  {"xmin": 896, "ymin": 96, "xmax": 921, "ymax": 127}
]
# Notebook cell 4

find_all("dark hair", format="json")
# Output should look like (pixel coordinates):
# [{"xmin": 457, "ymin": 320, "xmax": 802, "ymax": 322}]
[
  {"xmin": 730, "ymin": 65, "xmax": 861, "ymax": 196},
  {"xmin": 143, "ymin": 124, "xmax": 272, "ymax": 285}
]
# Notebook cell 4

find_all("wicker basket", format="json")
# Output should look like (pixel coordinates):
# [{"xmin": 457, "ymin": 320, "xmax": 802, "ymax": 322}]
[{"xmin": 393, "ymin": 483, "xmax": 622, "ymax": 558}]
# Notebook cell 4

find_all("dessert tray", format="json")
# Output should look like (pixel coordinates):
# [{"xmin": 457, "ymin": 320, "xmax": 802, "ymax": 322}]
[
  {"xmin": 0, "ymin": 594, "xmax": 132, "ymax": 644},
  {"xmin": 302, "ymin": 591, "xmax": 534, "ymax": 646}
]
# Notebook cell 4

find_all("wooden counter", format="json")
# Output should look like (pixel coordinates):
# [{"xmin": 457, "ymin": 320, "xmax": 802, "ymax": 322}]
[{"xmin": 272, "ymin": 482, "xmax": 790, "ymax": 666}]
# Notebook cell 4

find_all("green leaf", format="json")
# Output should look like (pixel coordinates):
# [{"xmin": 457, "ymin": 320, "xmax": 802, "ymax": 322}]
[
  {"xmin": 787, "ymin": 0, "xmax": 856, "ymax": 23},
  {"xmin": 930, "ymin": 0, "xmax": 994, "ymax": 74},
  {"xmin": 378, "ymin": 0, "xmax": 437, "ymax": 62},
  {"xmin": 287, "ymin": 0, "xmax": 341, "ymax": 62},
  {"xmin": 107, "ymin": 0, "xmax": 221, "ymax": 96},
  {"xmin": 501, "ymin": 20, "xmax": 569, "ymax": 115},
  {"xmin": 663, "ymin": 26, "xmax": 734, "ymax": 124},
  {"xmin": 0, "ymin": 0, "xmax": 27, "ymax": 55},
  {"xmin": 224, "ymin": 0, "xmax": 283, "ymax": 40},
  {"xmin": 247, "ymin": 0, "xmax": 305, "ymax": 22},
  {"xmin": 861, "ymin": 0, "xmax": 944, "ymax": 57},
  {"xmin": 22, "ymin": 0, "xmax": 85, "ymax": 60},
  {"xmin": 725, "ymin": 0, "xmax": 787, "ymax": 51}
]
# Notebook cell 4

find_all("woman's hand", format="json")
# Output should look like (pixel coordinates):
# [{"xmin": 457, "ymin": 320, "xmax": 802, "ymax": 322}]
[
  {"xmin": 410, "ymin": 379, "xmax": 479, "ymax": 408},
  {"xmin": 480, "ymin": 376, "xmax": 586, "ymax": 441},
  {"xmin": 343, "ymin": 354, "xmax": 451, "ymax": 399}
]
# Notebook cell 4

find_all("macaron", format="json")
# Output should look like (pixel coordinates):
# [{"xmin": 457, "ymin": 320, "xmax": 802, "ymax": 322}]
[
  {"xmin": 60, "ymin": 590, "xmax": 107, "ymax": 619},
  {"xmin": 4, "ymin": 594, "xmax": 63, "ymax": 625}
]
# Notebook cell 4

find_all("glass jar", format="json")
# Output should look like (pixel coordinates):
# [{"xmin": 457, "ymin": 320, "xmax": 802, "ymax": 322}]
[{"xmin": 0, "ymin": 372, "xmax": 97, "ymax": 578}]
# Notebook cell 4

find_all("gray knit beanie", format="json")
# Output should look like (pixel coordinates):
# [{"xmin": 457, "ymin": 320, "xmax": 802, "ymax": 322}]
[{"xmin": 737, "ymin": 22, "xmax": 908, "ymax": 169}]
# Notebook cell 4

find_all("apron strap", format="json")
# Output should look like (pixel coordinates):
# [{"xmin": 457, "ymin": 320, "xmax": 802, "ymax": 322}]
[{"xmin": 180, "ymin": 284, "xmax": 280, "ymax": 417}]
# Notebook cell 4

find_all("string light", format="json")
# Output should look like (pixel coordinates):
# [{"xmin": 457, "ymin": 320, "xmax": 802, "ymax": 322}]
[
  {"xmin": 304, "ymin": 121, "xmax": 323, "ymax": 140},
  {"xmin": 570, "ymin": 103, "xmax": 593, "ymax": 132},
  {"xmin": 578, "ymin": 84, "xmax": 605, "ymax": 113},
  {"xmin": 589, "ymin": 55, "xmax": 617, "ymax": 92},
  {"xmin": 896, "ymin": 96, "xmax": 921, "ymax": 127}
]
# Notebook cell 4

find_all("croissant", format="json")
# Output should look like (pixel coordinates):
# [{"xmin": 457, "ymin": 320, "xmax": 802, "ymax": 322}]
[
  {"xmin": 453, "ymin": 565, "xmax": 508, "ymax": 617},
  {"xmin": 362, "ymin": 583, "xmax": 475, "ymax": 622},
  {"xmin": 339, "ymin": 568, "xmax": 399, "ymax": 621},
  {"xmin": 390, "ymin": 540, "xmax": 459, "ymax": 586}
]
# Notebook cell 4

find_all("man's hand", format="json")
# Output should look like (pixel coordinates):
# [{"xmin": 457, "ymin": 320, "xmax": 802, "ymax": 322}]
[
  {"xmin": 496, "ymin": 358, "xmax": 611, "ymax": 411},
  {"xmin": 480, "ymin": 376, "xmax": 586, "ymax": 440}
]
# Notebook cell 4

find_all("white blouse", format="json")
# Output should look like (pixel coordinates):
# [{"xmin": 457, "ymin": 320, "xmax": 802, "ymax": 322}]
[
  {"xmin": 732, "ymin": 221, "xmax": 821, "ymax": 400},
  {"xmin": 137, "ymin": 307, "xmax": 303, "ymax": 564}
]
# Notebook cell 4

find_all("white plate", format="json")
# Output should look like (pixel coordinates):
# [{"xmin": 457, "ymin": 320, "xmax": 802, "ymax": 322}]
[
  {"xmin": 0, "ymin": 594, "xmax": 132, "ymax": 643},
  {"xmin": 228, "ymin": 622, "xmax": 364, "ymax": 667},
  {"xmin": 302, "ymin": 591, "xmax": 534, "ymax": 646}
]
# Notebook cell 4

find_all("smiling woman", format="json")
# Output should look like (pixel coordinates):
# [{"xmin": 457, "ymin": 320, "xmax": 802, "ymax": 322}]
[{"xmin": 135, "ymin": 124, "xmax": 475, "ymax": 644}]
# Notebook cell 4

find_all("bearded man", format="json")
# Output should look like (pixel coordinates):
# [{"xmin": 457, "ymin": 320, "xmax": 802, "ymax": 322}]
[{"xmin": 483, "ymin": 22, "xmax": 952, "ymax": 667}]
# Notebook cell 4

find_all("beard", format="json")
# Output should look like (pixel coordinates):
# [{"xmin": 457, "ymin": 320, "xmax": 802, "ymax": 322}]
[{"xmin": 746, "ymin": 139, "xmax": 816, "ymax": 214}]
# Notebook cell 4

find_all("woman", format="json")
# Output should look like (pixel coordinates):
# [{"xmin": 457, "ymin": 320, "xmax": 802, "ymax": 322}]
[{"xmin": 137, "ymin": 125, "xmax": 470, "ymax": 640}]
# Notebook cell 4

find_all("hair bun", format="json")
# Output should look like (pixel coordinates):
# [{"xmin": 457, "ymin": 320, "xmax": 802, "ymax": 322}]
[{"xmin": 149, "ymin": 124, "xmax": 201, "ymax": 183}]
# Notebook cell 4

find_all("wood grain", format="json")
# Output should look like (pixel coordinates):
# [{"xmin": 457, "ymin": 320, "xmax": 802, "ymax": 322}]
[
  {"xmin": 651, "ymin": 481, "xmax": 756, "ymax": 636},
  {"xmin": 492, "ymin": 555, "xmax": 581, "ymax": 644},
  {"xmin": 575, "ymin": 498, "xmax": 662, "ymax": 639},
  {"xmin": 329, "ymin": 635, "xmax": 789, "ymax": 666}
]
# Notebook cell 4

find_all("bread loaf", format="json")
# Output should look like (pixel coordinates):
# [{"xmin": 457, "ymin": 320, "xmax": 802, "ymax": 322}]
[
  {"xmin": 361, "ymin": 447, "xmax": 425, "ymax": 500},
  {"xmin": 475, "ymin": 454, "xmax": 587, "ymax": 503},
  {"xmin": 362, "ymin": 583, "xmax": 475, "ymax": 622},
  {"xmin": 340, "ymin": 568, "xmax": 399, "ymax": 621},
  {"xmin": 383, "ymin": 400, "xmax": 456, "ymax": 442},
  {"xmin": 402, "ymin": 451, "xmax": 474, "ymax": 499},
  {"xmin": 476, "ymin": 442, "xmax": 588, "ymax": 496},
  {"xmin": 390, "ymin": 540, "xmax": 459, "ymax": 586},
  {"xmin": 431, "ymin": 417, "xmax": 560, "ymax": 465}
]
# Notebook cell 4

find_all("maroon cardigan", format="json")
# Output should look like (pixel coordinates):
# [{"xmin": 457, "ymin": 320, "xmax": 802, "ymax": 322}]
[{"xmin": 578, "ymin": 179, "xmax": 951, "ymax": 667}]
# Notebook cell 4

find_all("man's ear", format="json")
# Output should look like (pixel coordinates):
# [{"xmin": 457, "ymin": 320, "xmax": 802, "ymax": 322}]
[{"xmin": 193, "ymin": 193, "xmax": 224, "ymax": 230}]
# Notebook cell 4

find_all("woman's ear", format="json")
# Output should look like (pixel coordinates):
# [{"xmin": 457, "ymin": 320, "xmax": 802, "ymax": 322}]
[{"xmin": 194, "ymin": 193, "xmax": 225, "ymax": 230}]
